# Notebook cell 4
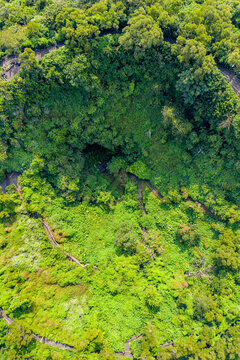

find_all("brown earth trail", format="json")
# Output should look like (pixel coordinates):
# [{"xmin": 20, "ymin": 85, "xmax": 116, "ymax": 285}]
[
  {"xmin": 42, "ymin": 219, "xmax": 91, "ymax": 268},
  {"xmin": 126, "ymin": 172, "xmax": 224, "ymax": 222},
  {"xmin": 0, "ymin": 44, "xmax": 64, "ymax": 80},
  {"xmin": 16, "ymin": 184, "xmax": 94, "ymax": 269},
  {"xmin": 0, "ymin": 308, "xmax": 74, "ymax": 351},
  {"xmin": 1, "ymin": 38, "xmax": 240, "ymax": 100}
]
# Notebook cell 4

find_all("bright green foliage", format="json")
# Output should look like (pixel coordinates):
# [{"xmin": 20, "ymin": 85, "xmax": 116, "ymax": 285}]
[
  {"xmin": 162, "ymin": 105, "xmax": 192, "ymax": 137},
  {"xmin": 173, "ymin": 36, "xmax": 215, "ymax": 78},
  {"xmin": 114, "ymin": 221, "xmax": 139, "ymax": 254},
  {"xmin": 0, "ymin": 0, "xmax": 239, "ymax": 358},
  {"xmin": 0, "ymin": 192, "xmax": 20, "ymax": 221},
  {"xmin": 0, "ymin": 26, "xmax": 26, "ymax": 55},
  {"xmin": 56, "ymin": 8, "xmax": 100, "ymax": 47},
  {"xmin": 6, "ymin": 321, "xmax": 33, "ymax": 360},
  {"xmin": 119, "ymin": 8, "xmax": 163, "ymax": 57},
  {"xmin": 87, "ymin": 0, "xmax": 126, "ymax": 30},
  {"xmin": 214, "ymin": 229, "xmax": 240, "ymax": 271},
  {"xmin": 144, "ymin": 286, "xmax": 162, "ymax": 309},
  {"xmin": 176, "ymin": 223, "xmax": 201, "ymax": 246}
]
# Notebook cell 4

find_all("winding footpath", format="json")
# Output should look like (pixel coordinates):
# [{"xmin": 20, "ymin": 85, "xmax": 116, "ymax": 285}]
[
  {"xmin": 0, "ymin": 44, "xmax": 64, "ymax": 80},
  {"xmin": 0, "ymin": 40, "xmax": 240, "ymax": 99},
  {"xmin": 0, "ymin": 305, "xmax": 143, "ymax": 357},
  {"xmin": 218, "ymin": 65, "xmax": 240, "ymax": 97},
  {"xmin": 126, "ymin": 171, "xmax": 223, "ymax": 222},
  {"xmin": 126, "ymin": 172, "xmax": 217, "ymax": 278},
  {"xmin": 42, "ymin": 218, "xmax": 92, "ymax": 269},
  {"xmin": 0, "ymin": 308, "xmax": 74, "ymax": 351},
  {"xmin": 115, "ymin": 334, "xmax": 143, "ymax": 358},
  {"xmin": 0, "ymin": 306, "xmax": 173, "ymax": 360},
  {"xmin": 15, "ymin": 185, "xmax": 95, "ymax": 269}
]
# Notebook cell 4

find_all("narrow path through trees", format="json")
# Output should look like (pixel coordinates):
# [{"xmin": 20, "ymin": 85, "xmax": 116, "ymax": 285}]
[
  {"xmin": 0, "ymin": 308, "xmax": 74, "ymax": 351},
  {"xmin": 187, "ymin": 196, "xmax": 222, "ymax": 220},
  {"xmin": 42, "ymin": 218, "xmax": 91, "ymax": 269},
  {"xmin": 115, "ymin": 334, "xmax": 143, "ymax": 358},
  {"xmin": 0, "ymin": 306, "xmax": 144, "ymax": 357},
  {"xmin": 15, "ymin": 185, "xmax": 95, "ymax": 269},
  {"xmin": 0, "ymin": 44, "xmax": 64, "ymax": 80},
  {"xmin": 218, "ymin": 65, "xmax": 240, "ymax": 96},
  {"xmin": 125, "ymin": 172, "xmax": 217, "ymax": 278},
  {"xmin": 0, "ymin": 39, "xmax": 240, "ymax": 99},
  {"xmin": 137, "ymin": 180, "xmax": 148, "ymax": 215},
  {"xmin": 126, "ymin": 171, "xmax": 223, "ymax": 222}
]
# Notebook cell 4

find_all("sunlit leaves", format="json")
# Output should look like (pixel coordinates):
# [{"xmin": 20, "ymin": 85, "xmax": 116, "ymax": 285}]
[{"xmin": 119, "ymin": 8, "xmax": 163, "ymax": 57}]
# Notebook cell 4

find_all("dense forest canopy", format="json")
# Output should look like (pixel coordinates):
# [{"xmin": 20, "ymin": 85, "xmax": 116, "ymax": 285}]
[{"xmin": 0, "ymin": 0, "xmax": 240, "ymax": 359}]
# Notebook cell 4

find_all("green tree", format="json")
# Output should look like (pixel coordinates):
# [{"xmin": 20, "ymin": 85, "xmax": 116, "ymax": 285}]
[
  {"xmin": 0, "ymin": 192, "xmax": 20, "ymax": 221},
  {"xmin": 214, "ymin": 230, "xmax": 240, "ymax": 271},
  {"xmin": 0, "ymin": 26, "xmax": 26, "ymax": 55},
  {"xmin": 86, "ymin": 0, "xmax": 126, "ymax": 30},
  {"xmin": 144, "ymin": 286, "xmax": 162, "ymax": 310},
  {"xmin": 162, "ymin": 105, "xmax": 192, "ymax": 137},
  {"xmin": 6, "ymin": 321, "xmax": 33, "ymax": 360},
  {"xmin": 119, "ymin": 7, "xmax": 163, "ymax": 57},
  {"xmin": 114, "ymin": 221, "xmax": 139, "ymax": 254},
  {"xmin": 173, "ymin": 36, "xmax": 215, "ymax": 78},
  {"xmin": 56, "ymin": 8, "xmax": 99, "ymax": 47},
  {"xmin": 139, "ymin": 324, "xmax": 158, "ymax": 359},
  {"xmin": 176, "ymin": 223, "xmax": 201, "ymax": 246}
]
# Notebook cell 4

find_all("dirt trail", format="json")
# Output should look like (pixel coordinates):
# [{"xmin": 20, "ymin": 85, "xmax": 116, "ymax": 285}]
[
  {"xmin": 0, "ymin": 172, "xmax": 20, "ymax": 193},
  {"xmin": 126, "ymin": 172, "xmax": 148, "ymax": 216},
  {"xmin": 126, "ymin": 172, "xmax": 224, "ymax": 222},
  {"xmin": 0, "ymin": 305, "xmax": 174, "ymax": 357},
  {"xmin": 187, "ymin": 196, "xmax": 222, "ymax": 220},
  {"xmin": 1, "ymin": 37, "xmax": 240, "ymax": 99},
  {"xmin": 42, "ymin": 218, "xmax": 95, "ymax": 269},
  {"xmin": 137, "ymin": 180, "xmax": 148, "ymax": 215},
  {"xmin": 0, "ymin": 308, "xmax": 13, "ymax": 325},
  {"xmin": 17, "ymin": 184, "xmax": 93, "ymax": 269},
  {"xmin": 0, "ymin": 308, "xmax": 74, "ymax": 351},
  {"xmin": 115, "ymin": 333, "xmax": 143, "ymax": 358},
  {"xmin": 114, "ymin": 335, "xmax": 174, "ymax": 358},
  {"xmin": 31, "ymin": 333, "xmax": 74, "ymax": 351},
  {"xmin": 0, "ymin": 44, "xmax": 64, "ymax": 80},
  {"xmin": 0, "ymin": 306, "xmax": 144, "ymax": 356},
  {"xmin": 145, "ymin": 180, "xmax": 163, "ymax": 200},
  {"xmin": 218, "ymin": 65, "xmax": 240, "ymax": 97},
  {"xmin": 42, "ymin": 219, "xmax": 61, "ymax": 247}
]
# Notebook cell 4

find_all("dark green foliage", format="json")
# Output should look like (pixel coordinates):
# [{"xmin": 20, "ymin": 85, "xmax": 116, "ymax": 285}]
[
  {"xmin": 6, "ymin": 322, "xmax": 33, "ymax": 360},
  {"xmin": 114, "ymin": 221, "xmax": 139, "ymax": 254},
  {"xmin": 214, "ymin": 229, "xmax": 240, "ymax": 271},
  {"xmin": 144, "ymin": 286, "xmax": 162, "ymax": 310},
  {"xmin": 0, "ymin": 192, "xmax": 20, "ymax": 221},
  {"xmin": 0, "ymin": 0, "xmax": 240, "ymax": 358}
]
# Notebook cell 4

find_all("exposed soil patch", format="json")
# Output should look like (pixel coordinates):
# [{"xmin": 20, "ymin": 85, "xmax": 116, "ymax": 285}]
[
  {"xmin": 0, "ymin": 172, "xmax": 20, "ymax": 193},
  {"xmin": 0, "ymin": 44, "xmax": 64, "ymax": 80}
]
